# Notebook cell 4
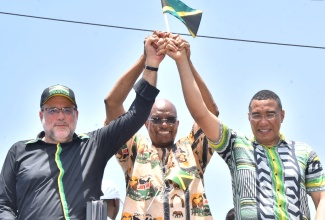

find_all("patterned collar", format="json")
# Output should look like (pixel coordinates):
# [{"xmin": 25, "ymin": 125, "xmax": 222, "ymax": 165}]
[{"xmin": 250, "ymin": 132, "xmax": 288, "ymax": 148}]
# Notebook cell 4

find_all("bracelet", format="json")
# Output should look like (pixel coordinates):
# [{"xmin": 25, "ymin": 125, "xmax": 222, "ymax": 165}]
[{"xmin": 145, "ymin": 65, "xmax": 158, "ymax": 72}]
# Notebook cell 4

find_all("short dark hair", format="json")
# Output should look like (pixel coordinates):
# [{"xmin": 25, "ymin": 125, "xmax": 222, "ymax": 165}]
[
  {"xmin": 249, "ymin": 90, "xmax": 282, "ymax": 111},
  {"xmin": 226, "ymin": 208, "xmax": 235, "ymax": 220}
]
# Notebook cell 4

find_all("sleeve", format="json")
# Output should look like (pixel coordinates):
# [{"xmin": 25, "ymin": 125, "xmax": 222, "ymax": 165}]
[
  {"xmin": 208, "ymin": 123, "xmax": 232, "ymax": 158},
  {"xmin": 115, "ymin": 135, "xmax": 138, "ymax": 188},
  {"xmin": 305, "ymin": 148, "xmax": 325, "ymax": 193},
  {"xmin": 190, "ymin": 123, "xmax": 214, "ymax": 175},
  {"xmin": 115, "ymin": 135, "xmax": 137, "ymax": 172},
  {"xmin": 97, "ymin": 78, "xmax": 159, "ymax": 159},
  {"xmin": 0, "ymin": 146, "xmax": 18, "ymax": 219},
  {"xmin": 207, "ymin": 122, "xmax": 234, "ymax": 162}
]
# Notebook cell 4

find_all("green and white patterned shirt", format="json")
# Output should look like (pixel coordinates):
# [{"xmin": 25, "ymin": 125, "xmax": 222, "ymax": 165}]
[{"xmin": 209, "ymin": 123, "xmax": 325, "ymax": 220}]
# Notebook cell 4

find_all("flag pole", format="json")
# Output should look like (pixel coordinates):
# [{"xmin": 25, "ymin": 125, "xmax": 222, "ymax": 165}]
[{"xmin": 163, "ymin": 13, "xmax": 170, "ymax": 33}]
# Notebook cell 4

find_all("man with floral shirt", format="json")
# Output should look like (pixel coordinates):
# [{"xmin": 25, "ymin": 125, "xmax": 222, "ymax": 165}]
[{"xmin": 105, "ymin": 31, "xmax": 218, "ymax": 220}]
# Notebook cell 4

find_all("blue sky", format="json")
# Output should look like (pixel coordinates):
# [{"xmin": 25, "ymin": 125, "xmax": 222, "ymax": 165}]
[{"xmin": 1, "ymin": 0, "xmax": 324, "ymax": 218}]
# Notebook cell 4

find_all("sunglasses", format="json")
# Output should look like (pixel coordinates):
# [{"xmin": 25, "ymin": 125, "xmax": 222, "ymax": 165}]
[{"xmin": 149, "ymin": 117, "xmax": 177, "ymax": 125}]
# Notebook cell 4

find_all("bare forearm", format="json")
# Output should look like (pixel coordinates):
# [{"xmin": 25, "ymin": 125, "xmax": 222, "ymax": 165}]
[
  {"xmin": 315, "ymin": 197, "xmax": 325, "ymax": 219},
  {"xmin": 105, "ymin": 55, "xmax": 145, "ymax": 124},
  {"xmin": 105, "ymin": 55, "xmax": 145, "ymax": 104},
  {"xmin": 189, "ymin": 60, "xmax": 219, "ymax": 116},
  {"xmin": 176, "ymin": 55, "xmax": 220, "ymax": 143},
  {"xmin": 177, "ymin": 57, "xmax": 207, "ymax": 122}
]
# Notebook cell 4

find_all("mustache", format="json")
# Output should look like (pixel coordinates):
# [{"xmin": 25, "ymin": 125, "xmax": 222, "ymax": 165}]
[{"xmin": 54, "ymin": 122, "xmax": 69, "ymax": 126}]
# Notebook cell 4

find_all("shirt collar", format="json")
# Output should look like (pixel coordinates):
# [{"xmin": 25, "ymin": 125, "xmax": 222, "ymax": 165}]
[
  {"xmin": 250, "ymin": 132, "xmax": 287, "ymax": 147},
  {"xmin": 25, "ymin": 131, "xmax": 85, "ymax": 145}
]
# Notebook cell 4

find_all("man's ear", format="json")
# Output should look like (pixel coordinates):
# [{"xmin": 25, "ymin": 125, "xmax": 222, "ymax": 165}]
[
  {"xmin": 145, "ymin": 120, "xmax": 149, "ymax": 129},
  {"xmin": 75, "ymin": 109, "xmax": 79, "ymax": 119},
  {"xmin": 39, "ymin": 111, "xmax": 43, "ymax": 121},
  {"xmin": 281, "ymin": 110, "xmax": 285, "ymax": 123}
]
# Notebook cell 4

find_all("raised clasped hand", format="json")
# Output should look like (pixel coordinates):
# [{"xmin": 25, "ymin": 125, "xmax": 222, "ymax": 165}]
[{"xmin": 144, "ymin": 30, "xmax": 190, "ymax": 62}]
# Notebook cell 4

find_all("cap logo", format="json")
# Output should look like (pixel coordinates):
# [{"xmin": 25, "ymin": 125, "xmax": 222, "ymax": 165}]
[
  {"xmin": 49, "ymin": 85, "xmax": 70, "ymax": 96},
  {"xmin": 41, "ymin": 84, "xmax": 77, "ymax": 107}
]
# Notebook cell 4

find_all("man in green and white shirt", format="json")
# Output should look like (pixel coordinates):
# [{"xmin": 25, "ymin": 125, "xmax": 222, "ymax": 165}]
[{"xmin": 174, "ymin": 45, "xmax": 325, "ymax": 220}]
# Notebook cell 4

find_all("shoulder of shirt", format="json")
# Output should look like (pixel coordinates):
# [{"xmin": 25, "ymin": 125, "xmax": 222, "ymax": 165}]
[
  {"xmin": 279, "ymin": 134, "xmax": 311, "ymax": 149},
  {"xmin": 24, "ymin": 133, "xmax": 90, "ymax": 146},
  {"xmin": 15, "ymin": 139, "xmax": 35, "ymax": 145},
  {"xmin": 135, "ymin": 133, "xmax": 150, "ymax": 141},
  {"xmin": 220, "ymin": 121, "xmax": 250, "ymax": 141},
  {"xmin": 77, "ymin": 133, "xmax": 90, "ymax": 139},
  {"xmin": 288, "ymin": 140, "xmax": 313, "ymax": 151}
]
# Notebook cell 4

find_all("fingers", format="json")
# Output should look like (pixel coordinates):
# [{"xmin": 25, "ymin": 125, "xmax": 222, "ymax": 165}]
[
  {"xmin": 167, "ymin": 32, "xmax": 179, "ymax": 40},
  {"xmin": 155, "ymin": 38, "xmax": 168, "ymax": 55},
  {"xmin": 155, "ymin": 38, "xmax": 179, "ymax": 56},
  {"xmin": 144, "ymin": 35, "xmax": 160, "ymax": 56},
  {"xmin": 176, "ymin": 38, "xmax": 190, "ymax": 59},
  {"xmin": 153, "ymin": 30, "xmax": 169, "ymax": 39},
  {"xmin": 178, "ymin": 40, "xmax": 190, "ymax": 50},
  {"xmin": 165, "ymin": 38, "xmax": 178, "ymax": 52},
  {"xmin": 144, "ymin": 31, "xmax": 190, "ymax": 56},
  {"xmin": 144, "ymin": 35, "xmax": 158, "ymax": 50}
]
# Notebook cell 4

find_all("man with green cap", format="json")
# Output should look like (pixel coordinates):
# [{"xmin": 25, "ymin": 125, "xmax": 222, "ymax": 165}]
[{"xmin": 0, "ymin": 33, "xmax": 165, "ymax": 220}]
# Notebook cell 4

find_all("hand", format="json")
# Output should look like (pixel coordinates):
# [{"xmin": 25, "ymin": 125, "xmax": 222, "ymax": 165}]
[
  {"xmin": 175, "ymin": 35, "xmax": 191, "ymax": 59},
  {"xmin": 144, "ymin": 34, "xmax": 166, "ymax": 67},
  {"xmin": 143, "ymin": 31, "xmax": 189, "ymax": 63},
  {"xmin": 168, "ymin": 33, "xmax": 191, "ymax": 59},
  {"xmin": 165, "ymin": 35, "xmax": 188, "ymax": 61},
  {"xmin": 153, "ymin": 30, "xmax": 170, "ymax": 39},
  {"xmin": 148, "ymin": 30, "xmax": 169, "ymax": 50}
]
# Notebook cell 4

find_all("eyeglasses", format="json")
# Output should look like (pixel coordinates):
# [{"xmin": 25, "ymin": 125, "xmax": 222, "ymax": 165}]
[
  {"xmin": 42, "ymin": 107, "xmax": 77, "ymax": 116},
  {"xmin": 250, "ymin": 112, "xmax": 278, "ymax": 121},
  {"xmin": 149, "ymin": 117, "xmax": 177, "ymax": 125}
]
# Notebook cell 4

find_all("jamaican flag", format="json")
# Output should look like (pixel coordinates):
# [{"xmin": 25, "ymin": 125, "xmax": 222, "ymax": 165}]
[
  {"xmin": 161, "ymin": 0, "xmax": 202, "ymax": 37},
  {"xmin": 165, "ymin": 168, "xmax": 194, "ymax": 190}
]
